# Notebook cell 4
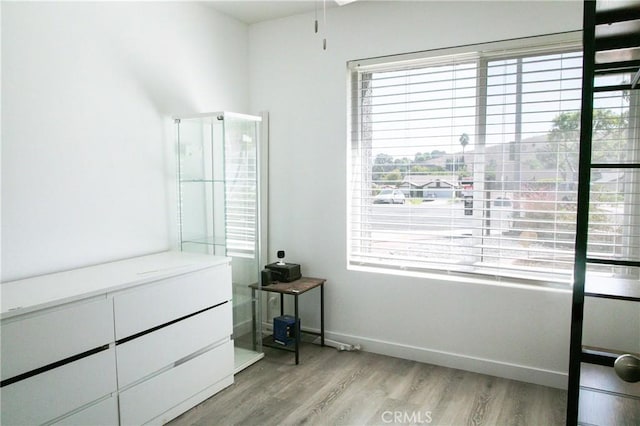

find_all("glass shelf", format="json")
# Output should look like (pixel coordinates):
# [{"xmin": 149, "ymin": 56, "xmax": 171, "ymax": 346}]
[
  {"xmin": 179, "ymin": 179, "xmax": 226, "ymax": 183},
  {"xmin": 180, "ymin": 235, "xmax": 227, "ymax": 246},
  {"xmin": 175, "ymin": 111, "xmax": 265, "ymax": 374}
]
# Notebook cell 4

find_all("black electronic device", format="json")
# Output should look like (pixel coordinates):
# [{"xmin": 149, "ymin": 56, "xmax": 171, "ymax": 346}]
[
  {"xmin": 263, "ymin": 250, "xmax": 302, "ymax": 285},
  {"xmin": 265, "ymin": 250, "xmax": 301, "ymax": 282},
  {"xmin": 265, "ymin": 262, "xmax": 301, "ymax": 282},
  {"xmin": 261, "ymin": 269, "xmax": 273, "ymax": 286}
]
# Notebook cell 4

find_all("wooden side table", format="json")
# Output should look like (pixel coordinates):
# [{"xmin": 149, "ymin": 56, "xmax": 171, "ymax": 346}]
[{"xmin": 249, "ymin": 277, "xmax": 325, "ymax": 364}]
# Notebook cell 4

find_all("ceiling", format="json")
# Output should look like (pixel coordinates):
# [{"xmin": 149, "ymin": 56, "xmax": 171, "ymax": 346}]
[{"xmin": 206, "ymin": 1, "xmax": 341, "ymax": 24}]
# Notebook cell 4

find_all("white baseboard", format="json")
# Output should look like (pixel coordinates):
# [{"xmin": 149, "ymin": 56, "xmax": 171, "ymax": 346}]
[
  {"xmin": 285, "ymin": 324, "xmax": 568, "ymax": 390},
  {"xmin": 255, "ymin": 320, "xmax": 567, "ymax": 389},
  {"xmin": 233, "ymin": 318, "xmax": 253, "ymax": 338}
]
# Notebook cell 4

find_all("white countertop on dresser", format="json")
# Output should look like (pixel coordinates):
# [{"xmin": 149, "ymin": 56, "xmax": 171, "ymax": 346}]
[{"xmin": 1, "ymin": 251, "xmax": 230, "ymax": 319}]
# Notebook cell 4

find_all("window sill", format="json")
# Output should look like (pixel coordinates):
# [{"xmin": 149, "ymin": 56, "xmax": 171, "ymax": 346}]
[{"xmin": 348, "ymin": 263, "xmax": 572, "ymax": 293}]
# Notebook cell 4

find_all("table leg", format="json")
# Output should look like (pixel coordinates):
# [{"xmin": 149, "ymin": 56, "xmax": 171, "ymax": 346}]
[
  {"xmin": 280, "ymin": 293, "xmax": 284, "ymax": 317},
  {"xmin": 294, "ymin": 294, "xmax": 299, "ymax": 365},
  {"xmin": 251, "ymin": 288, "xmax": 257, "ymax": 351},
  {"xmin": 320, "ymin": 283, "xmax": 325, "ymax": 347}
]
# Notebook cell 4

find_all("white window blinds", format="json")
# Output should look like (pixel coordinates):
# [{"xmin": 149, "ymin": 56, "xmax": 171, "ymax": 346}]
[
  {"xmin": 348, "ymin": 34, "xmax": 637, "ymax": 284},
  {"xmin": 224, "ymin": 118, "xmax": 258, "ymax": 259}
]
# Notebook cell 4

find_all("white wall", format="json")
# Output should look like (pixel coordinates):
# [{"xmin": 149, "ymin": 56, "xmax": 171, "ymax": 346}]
[
  {"xmin": 249, "ymin": 0, "xmax": 587, "ymax": 388},
  {"xmin": 1, "ymin": 2, "xmax": 249, "ymax": 281}
]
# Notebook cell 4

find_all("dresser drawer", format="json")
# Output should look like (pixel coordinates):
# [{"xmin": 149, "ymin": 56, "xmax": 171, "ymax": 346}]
[
  {"xmin": 0, "ymin": 297, "xmax": 114, "ymax": 381},
  {"xmin": 113, "ymin": 263, "xmax": 231, "ymax": 340},
  {"xmin": 116, "ymin": 302, "xmax": 232, "ymax": 388},
  {"xmin": 119, "ymin": 340, "xmax": 234, "ymax": 426},
  {"xmin": 53, "ymin": 395, "xmax": 119, "ymax": 426},
  {"xmin": 0, "ymin": 347, "xmax": 117, "ymax": 426}
]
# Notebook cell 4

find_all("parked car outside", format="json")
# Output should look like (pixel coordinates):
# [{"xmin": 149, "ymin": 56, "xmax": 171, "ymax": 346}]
[
  {"xmin": 374, "ymin": 189, "xmax": 406, "ymax": 204},
  {"xmin": 423, "ymin": 192, "xmax": 437, "ymax": 201}
]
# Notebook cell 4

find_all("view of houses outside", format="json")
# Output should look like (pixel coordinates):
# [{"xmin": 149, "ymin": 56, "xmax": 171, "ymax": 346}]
[{"xmin": 350, "ymin": 47, "xmax": 636, "ymax": 282}]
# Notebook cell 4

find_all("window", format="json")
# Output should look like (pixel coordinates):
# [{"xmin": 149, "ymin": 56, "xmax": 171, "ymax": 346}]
[
  {"xmin": 348, "ymin": 33, "xmax": 638, "ymax": 284},
  {"xmin": 586, "ymin": 60, "xmax": 640, "ymax": 281}
]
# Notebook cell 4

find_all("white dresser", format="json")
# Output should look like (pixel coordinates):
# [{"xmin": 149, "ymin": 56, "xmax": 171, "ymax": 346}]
[{"xmin": 0, "ymin": 251, "xmax": 233, "ymax": 425}]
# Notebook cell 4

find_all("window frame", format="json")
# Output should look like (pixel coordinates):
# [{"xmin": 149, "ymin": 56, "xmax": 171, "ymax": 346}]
[{"xmin": 347, "ymin": 32, "xmax": 591, "ymax": 286}]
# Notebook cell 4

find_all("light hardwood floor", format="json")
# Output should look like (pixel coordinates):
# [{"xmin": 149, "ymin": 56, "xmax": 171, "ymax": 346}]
[{"xmin": 169, "ymin": 341, "xmax": 567, "ymax": 426}]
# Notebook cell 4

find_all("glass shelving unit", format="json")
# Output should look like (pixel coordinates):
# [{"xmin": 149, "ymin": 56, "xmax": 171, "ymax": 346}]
[{"xmin": 175, "ymin": 112, "xmax": 266, "ymax": 373}]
